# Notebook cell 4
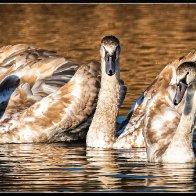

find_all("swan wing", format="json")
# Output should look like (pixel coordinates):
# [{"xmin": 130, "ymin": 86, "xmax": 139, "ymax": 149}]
[
  {"xmin": 118, "ymin": 79, "xmax": 127, "ymax": 107},
  {"xmin": 0, "ymin": 44, "xmax": 59, "ymax": 80},
  {"xmin": 30, "ymin": 60, "xmax": 79, "ymax": 98},
  {"xmin": 0, "ymin": 52, "xmax": 79, "ymax": 121},
  {"xmin": 0, "ymin": 61, "xmax": 101, "ymax": 143}
]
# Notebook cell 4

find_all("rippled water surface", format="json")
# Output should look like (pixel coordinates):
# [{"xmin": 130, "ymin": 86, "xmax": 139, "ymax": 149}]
[{"xmin": 0, "ymin": 4, "xmax": 196, "ymax": 192}]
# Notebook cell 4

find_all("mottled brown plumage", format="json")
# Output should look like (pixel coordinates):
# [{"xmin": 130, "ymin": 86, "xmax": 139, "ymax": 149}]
[
  {"xmin": 86, "ymin": 35, "xmax": 127, "ymax": 149},
  {"xmin": 0, "ymin": 44, "xmax": 101, "ymax": 143},
  {"xmin": 116, "ymin": 51, "xmax": 196, "ymax": 156}
]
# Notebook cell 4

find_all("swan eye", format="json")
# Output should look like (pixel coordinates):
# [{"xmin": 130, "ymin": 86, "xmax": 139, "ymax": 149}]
[
  {"xmin": 105, "ymin": 52, "xmax": 109, "ymax": 61},
  {"xmin": 102, "ymin": 46, "xmax": 107, "ymax": 58},
  {"xmin": 105, "ymin": 51, "xmax": 116, "ymax": 62},
  {"xmin": 180, "ymin": 73, "xmax": 188, "ymax": 86}
]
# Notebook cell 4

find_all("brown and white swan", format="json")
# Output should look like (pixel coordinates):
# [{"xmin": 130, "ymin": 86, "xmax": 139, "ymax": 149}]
[
  {"xmin": 0, "ymin": 43, "xmax": 101, "ymax": 143},
  {"xmin": 115, "ymin": 51, "xmax": 196, "ymax": 151},
  {"xmin": 86, "ymin": 39, "xmax": 196, "ymax": 163},
  {"xmin": 145, "ymin": 61, "xmax": 196, "ymax": 163},
  {"xmin": 86, "ymin": 35, "xmax": 127, "ymax": 148}
]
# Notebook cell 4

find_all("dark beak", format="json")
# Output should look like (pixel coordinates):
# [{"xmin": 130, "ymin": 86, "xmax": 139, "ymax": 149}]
[
  {"xmin": 173, "ymin": 81, "xmax": 188, "ymax": 105},
  {"xmin": 105, "ymin": 56, "xmax": 116, "ymax": 76}
]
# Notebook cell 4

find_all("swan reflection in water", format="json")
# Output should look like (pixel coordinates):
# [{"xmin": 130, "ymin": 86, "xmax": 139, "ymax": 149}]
[
  {"xmin": 86, "ymin": 148, "xmax": 196, "ymax": 192},
  {"xmin": 0, "ymin": 143, "xmax": 195, "ymax": 192},
  {"xmin": 144, "ymin": 162, "xmax": 196, "ymax": 192}
]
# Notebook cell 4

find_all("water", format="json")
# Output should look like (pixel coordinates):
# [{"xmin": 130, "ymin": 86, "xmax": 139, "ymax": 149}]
[
  {"xmin": 0, "ymin": 142, "xmax": 195, "ymax": 192},
  {"xmin": 0, "ymin": 4, "xmax": 196, "ymax": 192}
]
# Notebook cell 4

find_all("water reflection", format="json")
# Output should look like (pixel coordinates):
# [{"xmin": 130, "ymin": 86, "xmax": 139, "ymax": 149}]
[
  {"xmin": 0, "ymin": 143, "xmax": 87, "ymax": 192},
  {"xmin": 0, "ymin": 143, "xmax": 195, "ymax": 192},
  {"xmin": 145, "ymin": 163, "xmax": 196, "ymax": 192},
  {"xmin": 86, "ymin": 149, "xmax": 123, "ymax": 191},
  {"xmin": 86, "ymin": 148, "xmax": 196, "ymax": 192}
]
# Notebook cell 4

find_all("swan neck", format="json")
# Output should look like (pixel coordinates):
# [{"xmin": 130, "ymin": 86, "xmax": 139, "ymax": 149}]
[
  {"xmin": 160, "ymin": 83, "xmax": 196, "ymax": 163},
  {"xmin": 86, "ymin": 58, "xmax": 120, "ymax": 148},
  {"xmin": 176, "ymin": 83, "xmax": 196, "ymax": 135}
]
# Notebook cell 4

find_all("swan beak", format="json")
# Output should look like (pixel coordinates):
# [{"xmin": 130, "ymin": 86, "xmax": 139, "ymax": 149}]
[
  {"xmin": 173, "ymin": 81, "xmax": 188, "ymax": 105},
  {"xmin": 105, "ymin": 56, "xmax": 116, "ymax": 76}
]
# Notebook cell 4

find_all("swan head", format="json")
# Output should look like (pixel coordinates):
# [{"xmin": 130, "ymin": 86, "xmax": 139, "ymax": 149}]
[
  {"xmin": 100, "ymin": 35, "xmax": 120, "ymax": 76},
  {"xmin": 173, "ymin": 61, "xmax": 196, "ymax": 105}
]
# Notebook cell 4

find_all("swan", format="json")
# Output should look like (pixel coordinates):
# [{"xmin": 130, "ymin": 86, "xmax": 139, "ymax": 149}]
[
  {"xmin": 115, "ymin": 51, "xmax": 196, "ymax": 149},
  {"xmin": 86, "ymin": 45, "xmax": 196, "ymax": 153},
  {"xmin": 146, "ymin": 61, "xmax": 196, "ymax": 163},
  {"xmin": 86, "ymin": 35, "xmax": 127, "ymax": 148},
  {"xmin": 0, "ymin": 44, "xmax": 101, "ymax": 143}
]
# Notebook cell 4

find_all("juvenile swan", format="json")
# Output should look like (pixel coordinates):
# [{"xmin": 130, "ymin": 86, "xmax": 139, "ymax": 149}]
[
  {"xmin": 86, "ymin": 40, "xmax": 196, "ymax": 154},
  {"xmin": 146, "ymin": 61, "xmax": 196, "ymax": 163},
  {"xmin": 86, "ymin": 35, "xmax": 127, "ymax": 148},
  {"xmin": 0, "ymin": 44, "xmax": 101, "ymax": 143},
  {"xmin": 116, "ymin": 51, "xmax": 196, "ymax": 149}
]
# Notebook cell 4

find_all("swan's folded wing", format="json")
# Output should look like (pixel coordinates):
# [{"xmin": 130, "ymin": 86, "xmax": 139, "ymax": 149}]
[
  {"xmin": 44, "ymin": 61, "xmax": 79, "ymax": 88},
  {"xmin": 0, "ymin": 44, "xmax": 33, "ymax": 77},
  {"xmin": 31, "ymin": 61, "xmax": 80, "ymax": 97},
  {"xmin": 0, "ymin": 44, "xmax": 59, "ymax": 81},
  {"xmin": 0, "ymin": 61, "xmax": 101, "ymax": 143},
  {"xmin": 1, "ymin": 59, "xmax": 79, "ymax": 122},
  {"xmin": 118, "ymin": 79, "xmax": 127, "ymax": 107},
  {"xmin": 0, "ymin": 44, "xmax": 34, "ymax": 65},
  {"xmin": 50, "ymin": 114, "xmax": 94, "ymax": 141},
  {"xmin": 0, "ymin": 44, "xmax": 57, "ymax": 67}
]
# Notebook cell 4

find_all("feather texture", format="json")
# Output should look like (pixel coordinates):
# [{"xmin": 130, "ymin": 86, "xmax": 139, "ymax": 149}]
[
  {"xmin": 115, "ymin": 51, "xmax": 196, "ymax": 150},
  {"xmin": 0, "ymin": 44, "xmax": 101, "ymax": 143}
]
